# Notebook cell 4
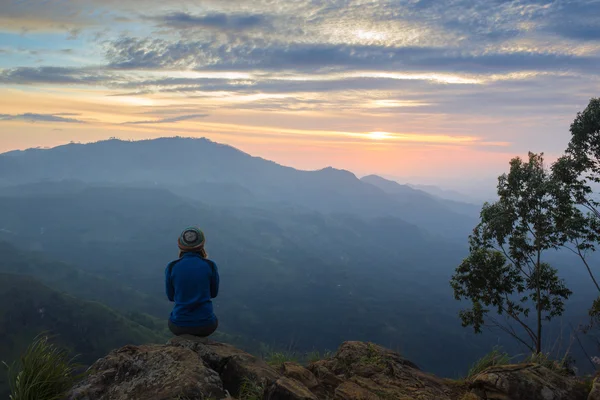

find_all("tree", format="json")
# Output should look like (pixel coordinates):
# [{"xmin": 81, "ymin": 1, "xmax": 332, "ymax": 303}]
[
  {"xmin": 451, "ymin": 152, "xmax": 572, "ymax": 353},
  {"xmin": 552, "ymin": 98, "xmax": 600, "ymax": 316}
]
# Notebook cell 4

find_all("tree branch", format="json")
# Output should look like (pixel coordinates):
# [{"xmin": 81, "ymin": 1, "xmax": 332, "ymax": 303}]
[
  {"xmin": 574, "ymin": 238, "xmax": 600, "ymax": 293},
  {"xmin": 500, "ymin": 295, "xmax": 538, "ymax": 345},
  {"xmin": 488, "ymin": 315, "xmax": 535, "ymax": 353}
]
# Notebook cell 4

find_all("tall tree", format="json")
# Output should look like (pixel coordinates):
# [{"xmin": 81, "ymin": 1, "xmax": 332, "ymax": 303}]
[
  {"xmin": 451, "ymin": 152, "xmax": 572, "ymax": 353},
  {"xmin": 552, "ymin": 97, "xmax": 600, "ymax": 315}
]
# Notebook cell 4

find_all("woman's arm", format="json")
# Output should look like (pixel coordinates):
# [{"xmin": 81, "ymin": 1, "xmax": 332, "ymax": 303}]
[
  {"xmin": 165, "ymin": 262, "xmax": 176, "ymax": 302},
  {"xmin": 210, "ymin": 261, "xmax": 220, "ymax": 299}
]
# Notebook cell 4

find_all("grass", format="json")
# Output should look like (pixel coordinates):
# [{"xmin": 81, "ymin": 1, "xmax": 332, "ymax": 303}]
[
  {"xmin": 3, "ymin": 334, "xmax": 81, "ymax": 400},
  {"xmin": 265, "ymin": 351, "xmax": 299, "ymax": 367},
  {"xmin": 466, "ymin": 346, "xmax": 511, "ymax": 379},
  {"xmin": 522, "ymin": 352, "xmax": 575, "ymax": 375},
  {"xmin": 306, "ymin": 350, "xmax": 333, "ymax": 363},
  {"xmin": 265, "ymin": 348, "xmax": 335, "ymax": 368},
  {"xmin": 358, "ymin": 343, "xmax": 385, "ymax": 367},
  {"xmin": 238, "ymin": 377, "xmax": 264, "ymax": 400}
]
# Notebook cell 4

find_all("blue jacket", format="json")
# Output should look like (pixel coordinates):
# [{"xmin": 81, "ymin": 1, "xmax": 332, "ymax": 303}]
[{"xmin": 165, "ymin": 252, "xmax": 219, "ymax": 327}]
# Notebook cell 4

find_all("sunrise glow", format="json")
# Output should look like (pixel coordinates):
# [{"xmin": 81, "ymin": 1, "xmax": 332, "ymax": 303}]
[{"xmin": 0, "ymin": 0, "xmax": 598, "ymax": 182}]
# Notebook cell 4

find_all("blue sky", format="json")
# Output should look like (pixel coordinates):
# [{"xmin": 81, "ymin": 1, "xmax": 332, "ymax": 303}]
[{"xmin": 0, "ymin": 0, "xmax": 599, "ymax": 188}]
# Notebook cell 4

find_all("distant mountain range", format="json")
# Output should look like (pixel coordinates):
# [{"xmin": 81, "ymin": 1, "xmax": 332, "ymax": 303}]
[
  {"xmin": 0, "ymin": 137, "xmax": 593, "ymax": 378},
  {"xmin": 406, "ymin": 183, "xmax": 481, "ymax": 204},
  {"xmin": 0, "ymin": 137, "xmax": 479, "ymax": 240}
]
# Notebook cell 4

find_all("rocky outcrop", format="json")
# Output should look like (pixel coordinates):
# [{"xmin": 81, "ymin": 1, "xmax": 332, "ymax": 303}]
[
  {"xmin": 68, "ymin": 338, "xmax": 593, "ymax": 400},
  {"xmin": 589, "ymin": 378, "xmax": 600, "ymax": 400},
  {"xmin": 470, "ymin": 363, "xmax": 588, "ymax": 400},
  {"xmin": 68, "ymin": 343, "xmax": 225, "ymax": 400}
]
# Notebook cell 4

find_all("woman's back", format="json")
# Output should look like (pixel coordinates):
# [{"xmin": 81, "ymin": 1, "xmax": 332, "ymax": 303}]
[
  {"xmin": 166, "ymin": 252, "xmax": 219, "ymax": 326},
  {"xmin": 165, "ymin": 226, "xmax": 220, "ymax": 337}
]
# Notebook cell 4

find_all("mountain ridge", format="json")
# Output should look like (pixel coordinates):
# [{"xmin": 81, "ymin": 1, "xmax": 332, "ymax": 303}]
[{"xmin": 0, "ymin": 136, "xmax": 476, "ymax": 240}]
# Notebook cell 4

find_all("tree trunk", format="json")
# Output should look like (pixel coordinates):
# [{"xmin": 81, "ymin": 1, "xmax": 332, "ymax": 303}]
[{"xmin": 536, "ymin": 249, "xmax": 542, "ymax": 354}]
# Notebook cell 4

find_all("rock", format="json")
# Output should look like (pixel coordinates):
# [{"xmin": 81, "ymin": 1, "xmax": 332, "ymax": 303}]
[
  {"xmin": 282, "ymin": 362, "xmax": 320, "ymax": 389},
  {"xmin": 266, "ymin": 376, "xmax": 318, "ymax": 400},
  {"xmin": 68, "ymin": 344, "xmax": 225, "ymax": 400},
  {"xmin": 169, "ymin": 336, "xmax": 280, "ymax": 396},
  {"xmin": 66, "ymin": 338, "xmax": 591, "ymax": 400},
  {"xmin": 316, "ymin": 341, "xmax": 455, "ymax": 400},
  {"xmin": 590, "ymin": 378, "xmax": 600, "ymax": 400},
  {"xmin": 307, "ymin": 361, "xmax": 344, "ymax": 389},
  {"xmin": 334, "ymin": 381, "xmax": 378, "ymax": 400},
  {"xmin": 470, "ymin": 364, "xmax": 588, "ymax": 400}
]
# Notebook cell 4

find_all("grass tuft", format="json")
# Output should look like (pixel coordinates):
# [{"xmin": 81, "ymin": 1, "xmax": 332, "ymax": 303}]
[
  {"xmin": 523, "ymin": 352, "xmax": 575, "ymax": 375},
  {"xmin": 466, "ymin": 346, "xmax": 511, "ymax": 379},
  {"xmin": 265, "ymin": 351, "xmax": 298, "ymax": 367},
  {"xmin": 238, "ymin": 377, "xmax": 264, "ymax": 400},
  {"xmin": 3, "ymin": 334, "xmax": 80, "ymax": 400}
]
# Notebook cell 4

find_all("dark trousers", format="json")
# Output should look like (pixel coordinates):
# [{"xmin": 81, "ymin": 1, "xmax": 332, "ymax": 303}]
[{"xmin": 168, "ymin": 319, "xmax": 218, "ymax": 337}]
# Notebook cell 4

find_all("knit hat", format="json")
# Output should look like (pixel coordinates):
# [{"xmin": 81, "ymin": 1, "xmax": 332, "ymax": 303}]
[{"xmin": 178, "ymin": 227, "xmax": 206, "ymax": 251}]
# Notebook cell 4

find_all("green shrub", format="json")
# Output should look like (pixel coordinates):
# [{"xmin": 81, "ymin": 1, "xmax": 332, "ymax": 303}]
[
  {"xmin": 3, "ymin": 335, "xmax": 80, "ymax": 400},
  {"xmin": 467, "ymin": 346, "xmax": 511, "ymax": 378}
]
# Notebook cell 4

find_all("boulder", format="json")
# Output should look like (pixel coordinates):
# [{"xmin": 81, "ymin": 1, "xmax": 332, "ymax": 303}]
[
  {"xmin": 282, "ymin": 362, "xmax": 320, "ymax": 389},
  {"xmin": 68, "ymin": 344, "xmax": 225, "ymax": 400},
  {"xmin": 266, "ymin": 376, "xmax": 318, "ymax": 400},
  {"xmin": 169, "ymin": 336, "xmax": 280, "ymax": 396},
  {"xmin": 316, "ymin": 341, "xmax": 455, "ymax": 400},
  {"xmin": 334, "ymin": 381, "xmax": 379, "ymax": 400},
  {"xmin": 470, "ymin": 364, "xmax": 588, "ymax": 400},
  {"xmin": 307, "ymin": 361, "xmax": 344, "ymax": 389}
]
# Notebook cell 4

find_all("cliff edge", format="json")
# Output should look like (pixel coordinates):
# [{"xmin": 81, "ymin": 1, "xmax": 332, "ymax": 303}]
[{"xmin": 67, "ymin": 337, "xmax": 591, "ymax": 400}]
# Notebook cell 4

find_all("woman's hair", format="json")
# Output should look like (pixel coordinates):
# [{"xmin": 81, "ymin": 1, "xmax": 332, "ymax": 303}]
[{"xmin": 179, "ymin": 247, "xmax": 208, "ymax": 259}]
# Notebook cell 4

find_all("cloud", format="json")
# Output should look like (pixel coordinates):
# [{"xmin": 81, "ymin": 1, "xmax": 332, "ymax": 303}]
[
  {"xmin": 122, "ymin": 113, "xmax": 209, "ymax": 124},
  {"xmin": 0, "ymin": 67, "xmax": 112, "ymax": 85},
  {"xmin": 550, "ymin": 23, "xmax": 600, "ymax": 42},
  {"xmin": 67, "ymin": 28, "xmax": 82, "ymax": 40},
  {"xmin": 105, "ymin": 37, "xmax": 600, "ymax": 75},
  {"xmin": 0, "ymin": 113, "xmax": 86, "ymax": 123},
  {"xmin": 148, "ymin": 12, "xmax": 271, "ymax": 31},
  {"xmin": 542, "ymin": 1, "xmax": 600, "ymax": 41}
]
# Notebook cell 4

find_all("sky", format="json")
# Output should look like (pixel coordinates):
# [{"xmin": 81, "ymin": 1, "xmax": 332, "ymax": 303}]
[{"xmin": 0, "ymin": 0, "xmax": 599, "ymax": 190}]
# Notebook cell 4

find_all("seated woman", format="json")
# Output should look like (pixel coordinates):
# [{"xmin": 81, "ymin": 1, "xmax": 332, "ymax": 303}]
[{"xmin": 165, "ymin": 226, "xmax": 220, "ymax": 337}]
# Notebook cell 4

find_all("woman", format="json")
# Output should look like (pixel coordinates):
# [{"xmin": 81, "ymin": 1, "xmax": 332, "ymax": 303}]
[{"xmin": 165, "ymin": 226, "xmax": 220, "ymax": 337}]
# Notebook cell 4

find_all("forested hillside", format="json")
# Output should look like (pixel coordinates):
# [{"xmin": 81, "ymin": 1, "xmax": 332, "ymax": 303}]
[{"xmin": 0, "ymin": 273, "xmax": 167, "ymax": 398}]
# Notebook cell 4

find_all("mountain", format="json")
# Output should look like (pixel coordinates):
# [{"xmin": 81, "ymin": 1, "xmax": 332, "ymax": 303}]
[
  {"xmin": 407, "ymin": 183, "xmax": 482, "ymax": 204},
  {"xmin": 0, "ymin": 273, "xmax": 167, "ymax": 397},
  {"xmin": 0, "ymin": 241, "xmax": 171, "ymax": 318},
  {"xmin": 0, "ymin": 137, "xmax": 477, "ymax": 240},
  {"xmin": 361, "ymin": 174, "xmax": 481, "ymax": 218},
  {"xmin": 0, "ymin": 137, "xmax": 593, "ymax": 377},
  {"xmin": 0, "ymin": 181, "xmax": 499, "ymax": 376}
]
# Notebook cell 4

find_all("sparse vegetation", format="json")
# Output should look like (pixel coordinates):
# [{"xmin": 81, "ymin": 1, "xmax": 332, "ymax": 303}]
[
  {"xmin": 3, "ymin": 335, "xmax": 80, "ymax": 400},
  {"xmin": 238, "ymin": 377, "xmax": 264, "ymax": 400},
  {"xmin": 359, "ymin": 343, "xmax": 385, "ymax": 367},
  {"xmin": 466, "ymin": 346, "xmax": 511, "ymax": 378},
  {"xmin": 265, "ymin": 351, "xmax": 298, "ymax": 367},
  {"xmin": 306, "ymin": 350, "xmax": 333, "ymax": 363},
  {"xmin": 523, "ymin": 352, "xmax": 575, "ymax": 375}
]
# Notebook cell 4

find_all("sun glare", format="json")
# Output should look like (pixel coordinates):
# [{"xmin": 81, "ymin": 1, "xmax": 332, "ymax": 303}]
[{"xmin": 369, "ymin": 131, "xmax": 391, "ymax": 140}]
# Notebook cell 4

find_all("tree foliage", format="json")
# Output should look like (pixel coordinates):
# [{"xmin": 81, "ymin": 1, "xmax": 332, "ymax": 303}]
[
  {"xmin": 552, "ymin": 98, "xmax": 600, "ymax": 318},
  {"xmin": 451, "ymin": 152, "xmax": 572, "ymax": 353}
]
